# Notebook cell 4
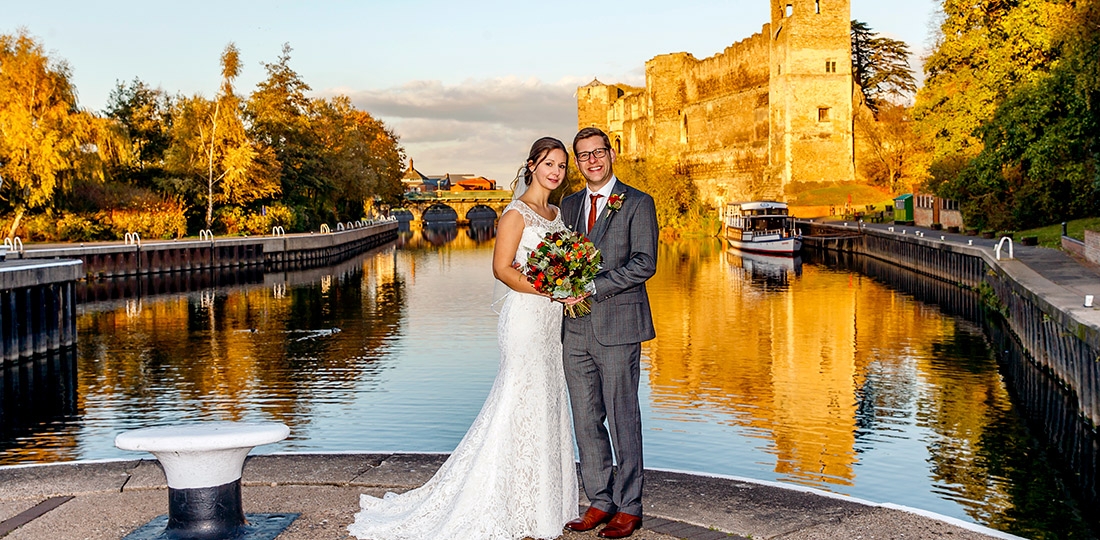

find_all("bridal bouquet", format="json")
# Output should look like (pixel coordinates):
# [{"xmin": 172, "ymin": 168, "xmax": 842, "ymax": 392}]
[{"xmin": 525, "ymin": 230, "xmax": 602, "ymax": 318}]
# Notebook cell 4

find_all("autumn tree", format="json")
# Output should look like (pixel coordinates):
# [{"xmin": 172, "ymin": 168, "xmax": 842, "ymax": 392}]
[
  {"xmin": 851, "ymin": 20, "xmax": 917, "ymax": 115},
  {"xmin": 0, "ymin": 30, "xmax": 125, "ymax": 237},
  {"xmin": 246, "ymin": 44, "xmax": 405, "ymax": 228},
  {"xmin": 855, "ymin": 104, "xmax": 928, "ymax": 193},
  {"xmin": 312, "ymin": 96, "xmax": 405, "ymax": 222},
  {"xmin": 932, "ymin": 0, "xmax": 1100, "ymax": 231},
  {"xmin": 166, "ymin": 43, "xmax": 279, "ymax": 229},
  {"xmin": 913, "ymin": 0, "xmax": 1071, "ymax": 166},
  {"xmin": 615, "ymin": 156, "xmax": 711, "ymax": 237}
]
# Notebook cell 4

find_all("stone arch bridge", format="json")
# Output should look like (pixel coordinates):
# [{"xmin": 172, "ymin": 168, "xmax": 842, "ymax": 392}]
[{"xmin": 397, "ymin": 191, "xmax": 514, "ymax": 223}]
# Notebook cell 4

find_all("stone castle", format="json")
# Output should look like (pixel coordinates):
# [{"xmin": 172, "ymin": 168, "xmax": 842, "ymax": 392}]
[{"xmin": 577, "ymin": 0, "xmax": 855, "ymax": 206}]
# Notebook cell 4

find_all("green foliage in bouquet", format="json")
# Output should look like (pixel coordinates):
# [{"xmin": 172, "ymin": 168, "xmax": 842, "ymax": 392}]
[{"xmin": 525, "ymin": 230, "xmax": 601, "ymax": 318}]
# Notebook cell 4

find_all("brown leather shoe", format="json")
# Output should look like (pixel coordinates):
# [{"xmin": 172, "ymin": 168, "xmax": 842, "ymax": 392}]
[
  {"xmin": 597, "ymin": 512, "xmax": 642, "ymax": 538},
  {"xmin": 564, "ymin": 506, "xmax": 614, "ymax": 532}
]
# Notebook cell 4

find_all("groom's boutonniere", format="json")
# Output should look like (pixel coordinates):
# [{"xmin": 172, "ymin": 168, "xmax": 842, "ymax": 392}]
[{"xmin": 606, "ymin": 193, "xmax": 625, "ymax": 213}]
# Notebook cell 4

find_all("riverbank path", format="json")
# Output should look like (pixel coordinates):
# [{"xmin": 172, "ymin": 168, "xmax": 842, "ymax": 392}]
[{"xmin": 0, "ymin": 453, "xmax": 1024, "ymax": 540}]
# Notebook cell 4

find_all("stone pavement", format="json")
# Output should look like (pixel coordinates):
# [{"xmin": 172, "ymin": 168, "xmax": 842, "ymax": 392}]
[
  {"xmin": 0, "ymin": 453, "xmax": 1023, "ymax": 540},
  {"xmin": 862, "ymin": 222, "xmax": 1100, "ymax": 295},
  {"xmin": 851, "ymin": 221, "xmax": 1100, "ymax": 332}
]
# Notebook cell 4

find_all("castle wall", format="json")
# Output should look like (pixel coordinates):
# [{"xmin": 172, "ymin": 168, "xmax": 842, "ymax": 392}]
[{"xmin": 579, "ymin": 0, "xmax": 854, "ymax": 208}]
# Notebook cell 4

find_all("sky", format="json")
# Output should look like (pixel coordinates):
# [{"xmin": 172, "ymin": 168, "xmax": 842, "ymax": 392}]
[{"xmin": 6, "ymin": 0, "xmax": 941, "ymax": 185}]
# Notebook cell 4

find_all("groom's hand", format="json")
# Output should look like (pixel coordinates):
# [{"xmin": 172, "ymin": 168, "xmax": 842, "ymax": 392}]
[{"xmin": 560, "ymin": 294, "xmax": 590, "ymax": 306}]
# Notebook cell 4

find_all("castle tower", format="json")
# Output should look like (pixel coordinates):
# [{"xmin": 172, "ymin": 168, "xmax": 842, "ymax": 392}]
[
  {"xmin": 577, "ymin": 79, "xmax": 618, "ymax": 135},
  {"xmin": 644, "ymin": 53, "xmax": 695, "ymax": 158},
  {"xmin": 769, "ymin": 0, "xmax": 855, "ymax": 194}
]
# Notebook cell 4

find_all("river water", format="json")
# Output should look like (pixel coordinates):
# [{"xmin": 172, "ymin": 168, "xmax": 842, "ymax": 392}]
[{"xmin": 0, "ymin": 224, "xmax": 1094, "ymax": 539}]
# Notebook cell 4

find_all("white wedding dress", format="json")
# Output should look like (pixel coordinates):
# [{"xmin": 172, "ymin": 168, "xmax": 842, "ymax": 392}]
[{"xmin": 349, "ymin": 200, "xmax": 578, "ymax": 540}]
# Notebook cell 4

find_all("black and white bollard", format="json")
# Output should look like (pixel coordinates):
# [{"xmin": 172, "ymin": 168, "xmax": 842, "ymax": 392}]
[{"xmin": 115, "ymin": 422, "xmax": 291, "ymax": 540}]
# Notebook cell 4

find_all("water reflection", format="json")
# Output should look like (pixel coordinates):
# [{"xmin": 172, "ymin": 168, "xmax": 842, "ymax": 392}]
[
  {"xmin": 645, "ymin": 240, "xmax": 1094, "ymax": 536},
  {"xmin": 724, "ymin": 249, "xmax": 802, "ymax": 289},
  {"xmin": 0, "ymin": 228, "xmax": 1094, "ymax": 537},
  {"xmin": 0, "ymin": 349, "xmax": 79, "ymax": 463}
]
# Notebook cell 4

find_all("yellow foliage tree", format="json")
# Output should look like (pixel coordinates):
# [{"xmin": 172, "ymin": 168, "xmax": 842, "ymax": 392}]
[
  {"xmin": 0, "ymin": 29, "xmax": 126, "ymax": 237},
  {"xmin": 166, "ymin": 43, "xmax": 279, "ymax": 229}
]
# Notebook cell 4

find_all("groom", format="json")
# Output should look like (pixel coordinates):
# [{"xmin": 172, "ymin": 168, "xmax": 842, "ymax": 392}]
[{"xmin": 560, "ymin": 127, "xmax": 657, "ymax": 539}]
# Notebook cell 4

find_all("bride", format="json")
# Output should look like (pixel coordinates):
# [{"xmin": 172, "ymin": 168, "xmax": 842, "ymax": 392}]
[{"xmin": 348, "ymin": 137, "xmax": 579, "ymax": 539}]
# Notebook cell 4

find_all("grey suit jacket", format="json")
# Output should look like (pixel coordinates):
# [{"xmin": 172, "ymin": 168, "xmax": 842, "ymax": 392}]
[{"xmin": 561, "ymin": 180, "xmax": 658, "ymax": 346}]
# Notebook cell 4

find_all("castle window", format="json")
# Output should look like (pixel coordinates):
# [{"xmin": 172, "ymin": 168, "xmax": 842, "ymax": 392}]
[
  {"xmin": 778, "ymin": 63, "xmax": 782, "ymax": 74},
  {"xmin": 815, "ymin": 0, "xmax": 821, "ymax": 13},
  {"xmin": 818, "ymin": 107, "xmax": 830, "ymax": 122},
  {"xmin": 825, "ymin": 60, "xmax": 837, "ymax": 73},
  {"xmin": 785, "ymin": 4, "xmax": 793, "ymax": 17},
  {"xmin": 615, "ymin": 137, "xmax": 621, "ymax": 154}
]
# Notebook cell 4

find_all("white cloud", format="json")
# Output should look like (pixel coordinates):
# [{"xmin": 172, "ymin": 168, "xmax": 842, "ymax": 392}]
[{"xmin": 331, "ymin": 76, "xmax": 584, "ymax": 183}]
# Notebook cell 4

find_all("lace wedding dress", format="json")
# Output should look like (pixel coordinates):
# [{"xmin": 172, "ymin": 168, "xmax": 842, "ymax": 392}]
[{"xmin": 349, "ymin": 200, "xmax": 578, "ymax": 540}]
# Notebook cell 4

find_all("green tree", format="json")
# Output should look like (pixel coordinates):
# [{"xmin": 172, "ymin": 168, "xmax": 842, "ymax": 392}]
[
  {"xmin": 166, "ymin": 43, "xmax": 279, "ymax": 229},
  {"xmin": 104, "ymin": 78, "xmax": 173, "ymax": 183},
  {"xmin": 851, "ymin": 20, "xmax": 917, "ymax": 115},
  {"xmin": 0, "ymin": 30, "xmax": 125, "ymax": 237},
  {"xmin": 935, "ymin": 0, "xmax": 1100, "ymax": 231},
  {"xmin": 245, "ymin": 43, "xmax": 325, "ymax": 226}
]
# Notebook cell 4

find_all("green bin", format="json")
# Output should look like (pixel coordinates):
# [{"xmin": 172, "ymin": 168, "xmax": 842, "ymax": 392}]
[{"xmin": 894, "ymin": 194, "xmax": 913, "ymax": 224}]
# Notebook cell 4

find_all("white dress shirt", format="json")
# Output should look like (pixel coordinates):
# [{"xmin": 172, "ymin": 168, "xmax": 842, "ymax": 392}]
[{"xmin": 584, "ymin": 176, "xmax": 619, "ymax": 230}]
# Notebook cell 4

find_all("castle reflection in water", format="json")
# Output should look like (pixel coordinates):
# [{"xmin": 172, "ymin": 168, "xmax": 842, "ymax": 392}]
[{"xmin": 1, "ymin": 223, "xmax": 1094, "ymax": 538}]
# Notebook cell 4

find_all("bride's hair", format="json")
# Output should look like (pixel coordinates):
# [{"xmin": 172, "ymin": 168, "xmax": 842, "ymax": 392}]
[{"xmin": 523, "ymin": 137, "xmax": 568, "ymax": 187}]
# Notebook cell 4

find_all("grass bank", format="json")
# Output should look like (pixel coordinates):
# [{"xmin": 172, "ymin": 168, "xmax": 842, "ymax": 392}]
[{"xmin": 1018, "ymin": 217, "xmax": 1100, "ymax": 248}]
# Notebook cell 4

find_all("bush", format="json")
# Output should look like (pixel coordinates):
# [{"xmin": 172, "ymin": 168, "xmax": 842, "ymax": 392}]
[
  {"xmin": 57, "ymin": 213, "xmax": 113, "ymax": 242},
  {"xmin": 217, "ymin": 204, "xmax": 296, "ymax": 236},
  {"xmin": 108, "ymin": 198, "xmax": 188, "ymax": 240},
  {"xmin": 12, "ymin": 213, "xmax": 58, "ymax": 242}
]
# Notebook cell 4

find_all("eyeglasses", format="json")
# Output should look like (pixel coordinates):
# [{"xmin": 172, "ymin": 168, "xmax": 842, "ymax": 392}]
[{"xmin": 576, "ymin": 148, "xmax": 609, "ymax": 162}]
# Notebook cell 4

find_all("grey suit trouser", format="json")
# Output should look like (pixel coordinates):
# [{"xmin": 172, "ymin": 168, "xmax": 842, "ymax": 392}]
[{"xmin": 562, "ymin": 317, "xmax": 644, "ymax": 517}]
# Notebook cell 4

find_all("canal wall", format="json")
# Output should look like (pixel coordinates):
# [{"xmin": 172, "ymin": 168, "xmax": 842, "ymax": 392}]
[
  {"xmin": 801, "ymin": 222, "xmax": 1100, "ymax": 431},
  {"xmin": 808, "ymin": 246, "xmax": 1099, "ymax": 513},
  {"xmin": 0, "ymin": 221, "xmax": 398, "ymax": 362},
  {"xmin": 0, "ymin": 260, "xmax": 81, "ymax": 363},
  {"xmin": 3, "ymin": 221, "xmax": 398, "ymax": 278}
]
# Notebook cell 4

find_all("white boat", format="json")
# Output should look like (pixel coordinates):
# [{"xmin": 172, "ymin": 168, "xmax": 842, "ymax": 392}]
[{"xmin": 723, "ymin": 201, "xmax": 802, "ymax": 255}]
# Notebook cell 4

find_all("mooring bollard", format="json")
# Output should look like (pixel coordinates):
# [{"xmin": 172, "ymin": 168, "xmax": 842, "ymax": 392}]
[{"xmin": 115, "ymin": 422, "xmax": 292, "ymax": 540}]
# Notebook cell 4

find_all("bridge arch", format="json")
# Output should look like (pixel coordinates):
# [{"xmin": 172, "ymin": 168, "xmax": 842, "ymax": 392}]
[
  {"xmin": 396, "ymin": 192, "xmax": 512, "ymax": 223},
  {"xmin": 466, "ymin": 204, "xmax": 498, "ymax": 222},
  {"xmin": 422, "ymin": 203, "xmax": 458, "ymax": 223}
]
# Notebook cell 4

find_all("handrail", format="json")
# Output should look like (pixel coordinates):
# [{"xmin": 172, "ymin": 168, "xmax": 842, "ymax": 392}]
[
  {"xmin": 336, "ymin": 223, "xmax": 345, "ymax": 231},
  {"xmin": 198, "ymin": 229, "xmax": 214, "ymax": 241},
  {"xmin": 4, "ymin": 237, "xmax": 24, "ymax": 253},
  {"xmin": 995, "ymin": 236, "xmax": 1014, "ymax": 260},
  {"xmin": 124, "ymin": 232, "xmax": 142, "ymax": 247},
  {"xmin": 271, "ymin": 226, "xmax": 286, "ymax": 237},
  {"xmin": 320, "ymin": 224, "xmax": 331, "ymax": 234}
]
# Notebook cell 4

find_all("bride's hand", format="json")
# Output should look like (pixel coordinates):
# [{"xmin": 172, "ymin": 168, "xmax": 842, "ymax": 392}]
[{"xmin": 560, "ymin": 294, "xmax": 590, "ymax": 306}]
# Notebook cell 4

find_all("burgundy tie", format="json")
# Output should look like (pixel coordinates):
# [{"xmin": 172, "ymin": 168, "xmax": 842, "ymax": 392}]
[{"xmin": 587, "ymin": 194, "xmax": 603, "ymax": 233}]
